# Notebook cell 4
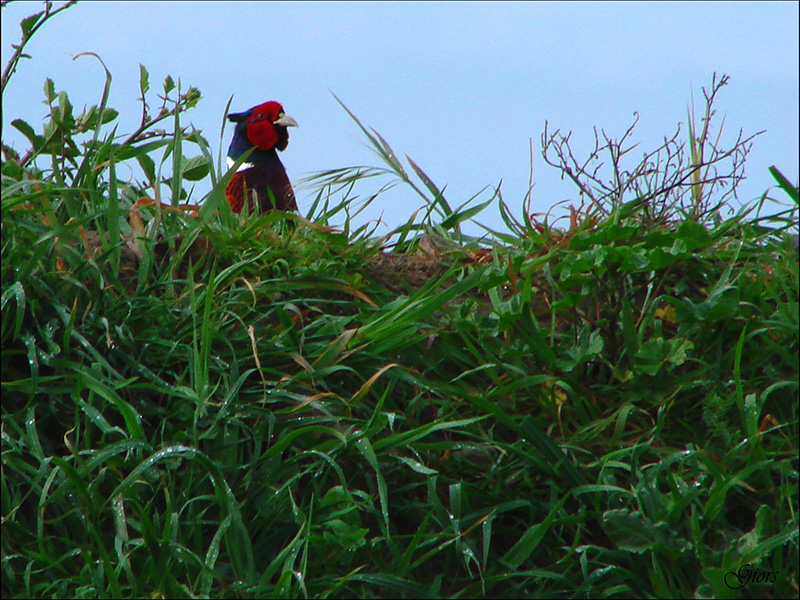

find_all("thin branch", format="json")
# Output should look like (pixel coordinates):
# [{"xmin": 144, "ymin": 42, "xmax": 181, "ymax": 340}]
[
  {"xmin": 540, "ymin": 73, "xmax": 762, "ymax": 225},
  {"xmin": 1, "ymin": 1, "xmax": 78, "ymax": 95}
]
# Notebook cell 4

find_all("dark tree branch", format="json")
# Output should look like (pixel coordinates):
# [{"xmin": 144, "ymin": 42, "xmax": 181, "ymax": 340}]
[{"xmin": 540, "ymin": 73, "xmax": 763, "ymax": 225}]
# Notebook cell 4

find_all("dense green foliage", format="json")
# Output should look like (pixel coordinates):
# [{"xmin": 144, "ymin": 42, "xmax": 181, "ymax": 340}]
[{"xmin": 2, "ymin": 4, "xmax": 798, "ymax": 598}]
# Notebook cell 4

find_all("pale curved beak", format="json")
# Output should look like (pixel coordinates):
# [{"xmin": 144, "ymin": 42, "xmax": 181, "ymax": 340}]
[{"xmin": 274, "ymin": 113, "xmax": 298, "ymax": 128}]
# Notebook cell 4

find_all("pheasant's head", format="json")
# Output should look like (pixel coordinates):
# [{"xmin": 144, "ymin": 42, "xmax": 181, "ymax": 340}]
[{"xmin": 227, "ymin": 101, "xmax": 298, "ymax": 160}]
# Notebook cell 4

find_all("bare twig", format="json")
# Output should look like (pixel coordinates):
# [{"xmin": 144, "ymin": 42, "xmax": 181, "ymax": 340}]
[
  {"xmin": 1, "ymin": 1, "xmax": 78, "ymax": 96},
  {"xmin": 541, "ymin": 73, "xmax": 763, "ymax": 225}
]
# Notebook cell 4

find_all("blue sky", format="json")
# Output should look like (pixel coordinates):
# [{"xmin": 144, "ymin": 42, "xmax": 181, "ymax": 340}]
[{"xmin": 2, "ymin": 1, "xmax": 798, "ymax": 237}]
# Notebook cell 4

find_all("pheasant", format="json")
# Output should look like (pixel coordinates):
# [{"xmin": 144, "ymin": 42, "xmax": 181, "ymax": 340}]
[{"xmin": 225, "ymin": 101, "xmax": 298, "ymax": 214}]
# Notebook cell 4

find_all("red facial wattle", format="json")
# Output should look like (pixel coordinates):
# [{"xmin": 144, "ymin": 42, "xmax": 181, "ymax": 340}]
[
  {"xmin": 246, "ymin": 101, "xmax": 291, "ymax": 151},
  {"xmin": 247, "ymin": 118, "xmax": 280, "ymax": 150}
]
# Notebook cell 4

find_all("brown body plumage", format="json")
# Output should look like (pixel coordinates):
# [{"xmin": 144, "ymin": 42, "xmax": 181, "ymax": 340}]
[{"xmin": 226, "ymin": 158, "xmax": 297, "ymax": 213}]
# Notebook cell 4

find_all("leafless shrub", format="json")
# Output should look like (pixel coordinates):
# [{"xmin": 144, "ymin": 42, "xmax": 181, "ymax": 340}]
[{"xmin": 541, "ymin": 73, "xmax": 763, "ymax": 224}]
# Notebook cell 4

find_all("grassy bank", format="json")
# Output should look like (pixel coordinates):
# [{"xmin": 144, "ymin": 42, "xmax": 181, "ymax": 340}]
[{"xmin": 2, "ymin": 5, "xmax": 798, "ymax": 598}]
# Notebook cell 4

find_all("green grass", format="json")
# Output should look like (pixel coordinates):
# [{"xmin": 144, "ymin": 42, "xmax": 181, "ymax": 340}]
[{"xmin": 2, "ymin": 7, "xmax": 799, "ymax": 598}]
